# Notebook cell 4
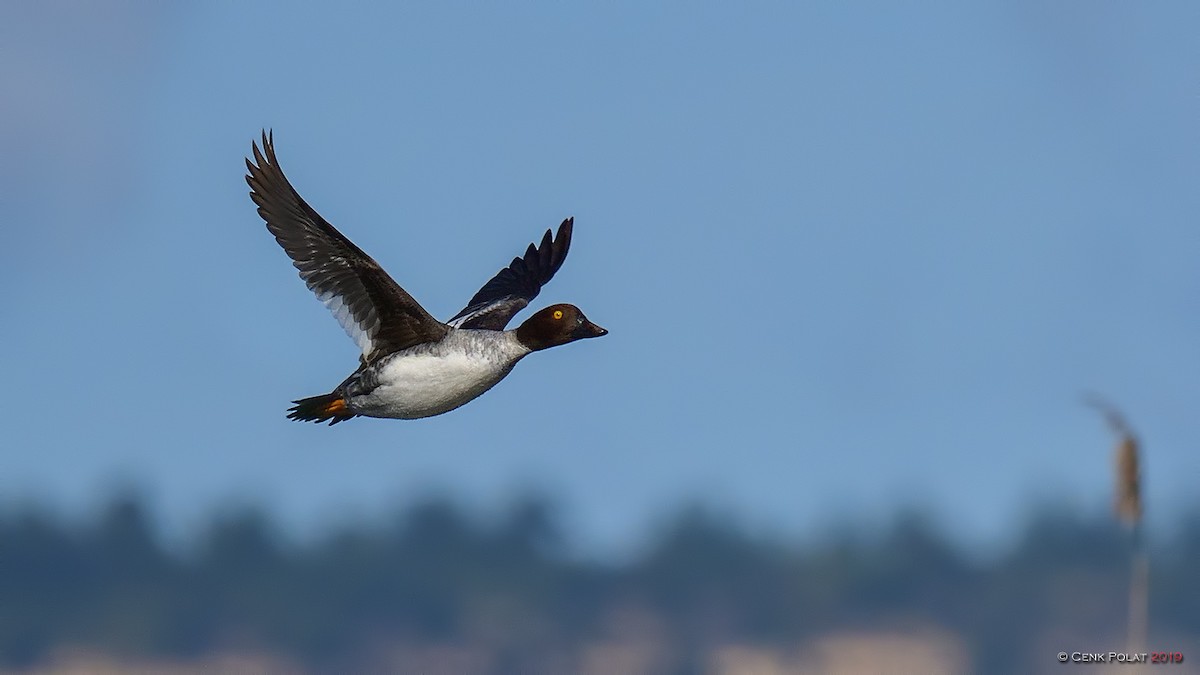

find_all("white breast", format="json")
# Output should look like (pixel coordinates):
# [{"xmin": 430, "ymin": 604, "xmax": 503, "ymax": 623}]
[{"xmin": 349, "ymin": 331, "xmax": 528, "ymax": 419}]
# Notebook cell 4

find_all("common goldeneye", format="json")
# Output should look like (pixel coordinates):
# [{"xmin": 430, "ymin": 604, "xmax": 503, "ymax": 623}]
[{"xmin": 245, "ymin": 132, "xmax": 607, "ymax": 424}]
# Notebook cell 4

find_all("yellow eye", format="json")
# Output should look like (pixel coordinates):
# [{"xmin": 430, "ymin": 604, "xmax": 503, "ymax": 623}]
[{"xmin": 553, "ymin": 310, "xmax": 564, "ymax": 320}]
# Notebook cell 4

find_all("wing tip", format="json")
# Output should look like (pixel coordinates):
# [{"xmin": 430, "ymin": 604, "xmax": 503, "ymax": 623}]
[
  {"xmin": 247, "ymin": 129, "xmax": 277, "ymax": 171},
  {"xmin": 556, "ymin": 216, "xmax": 574, "ymax": 244}
]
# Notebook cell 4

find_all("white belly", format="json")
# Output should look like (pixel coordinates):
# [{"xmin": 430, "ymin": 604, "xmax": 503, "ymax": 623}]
[{"xmin": 350, "ymin": 350, "xmax": 517, "ymax": 419}]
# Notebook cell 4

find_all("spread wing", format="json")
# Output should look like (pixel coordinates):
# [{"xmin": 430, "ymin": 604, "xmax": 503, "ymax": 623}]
[
  {"xmin": 246, "ymin": 130, "xmax": 448, "ymax": 363},
  {"xmin": 447, "ymin": 218, "xmax": 574, "ymax": 330}
]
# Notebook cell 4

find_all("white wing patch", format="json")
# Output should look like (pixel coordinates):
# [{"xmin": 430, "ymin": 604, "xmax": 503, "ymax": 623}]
[
  {"xmin": 446, "ymin": 309, "xmax": 483, "ymax": 329},
  {"xmin": 446, "ymin": 297, "xmax": 526, "ymax": 330},
  {"xmin": 317, "ymin": 290, "xmax": 376, "ymax": 356}
]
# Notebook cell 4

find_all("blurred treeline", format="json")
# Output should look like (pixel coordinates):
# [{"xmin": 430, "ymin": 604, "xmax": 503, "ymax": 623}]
[{"xmin": 2, "ymin": 494, "xmax": 1198, "ymax": 674}]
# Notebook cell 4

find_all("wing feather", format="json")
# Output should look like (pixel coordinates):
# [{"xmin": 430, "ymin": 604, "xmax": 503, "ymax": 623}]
[
  {"xmin": 448, "ymin": 218, "xmax": 574, "ymax": 330},
  {"xmin": 246, "ymin": 131, "xmax": 447, "ymax": 361}
]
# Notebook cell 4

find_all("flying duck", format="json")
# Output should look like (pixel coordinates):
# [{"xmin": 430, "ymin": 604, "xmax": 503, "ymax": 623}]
[{"xmin": 245, "ymin": 132, "xmax": 607, "ymax": 424}]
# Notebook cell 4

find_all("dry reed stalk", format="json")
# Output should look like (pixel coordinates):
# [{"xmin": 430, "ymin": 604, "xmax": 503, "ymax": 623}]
[{"xmin": 1084, "ymin": 396, "xmax": 1147, "ymax": 658}]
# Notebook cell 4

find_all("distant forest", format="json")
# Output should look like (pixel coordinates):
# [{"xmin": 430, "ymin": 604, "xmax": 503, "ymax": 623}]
[{"xmin": 2, "ymin": 493, "xmax": 1198, "ymax": 674}]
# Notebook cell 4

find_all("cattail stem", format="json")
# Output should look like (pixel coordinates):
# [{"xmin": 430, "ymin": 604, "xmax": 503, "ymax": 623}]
[
  {"xmin": 1127, "ymin": 523, "xmax": 1148, "ymax": 657},
  {"xmin": 1085, "ymin": 395, "xmax": 1147, "ymax": 662}
]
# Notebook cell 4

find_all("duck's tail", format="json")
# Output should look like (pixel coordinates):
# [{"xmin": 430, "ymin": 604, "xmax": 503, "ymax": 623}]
[{"xmin": 287, "ymin": 392, "xmax": 357, "ymax": 425}]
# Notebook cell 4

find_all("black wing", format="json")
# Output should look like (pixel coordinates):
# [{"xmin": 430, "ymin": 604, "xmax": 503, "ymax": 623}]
[
  {"xmin": 448, "ymin": 218, "xmax": 574, "ymax": 330},
  {"xmin": 246, "ymin": 130, "xmax": 448, "ymax": 363}
]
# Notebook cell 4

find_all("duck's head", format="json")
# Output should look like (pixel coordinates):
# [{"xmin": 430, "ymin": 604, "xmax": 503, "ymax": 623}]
[{"xmin": 515, "ymin": 303, "xmax": 608, "ymax": 351}]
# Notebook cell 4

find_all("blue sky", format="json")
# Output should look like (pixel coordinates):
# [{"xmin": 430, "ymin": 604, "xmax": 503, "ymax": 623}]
[{"xmin": 2, "ymin": 2, "xmax": 1197, "ymax": 556}]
